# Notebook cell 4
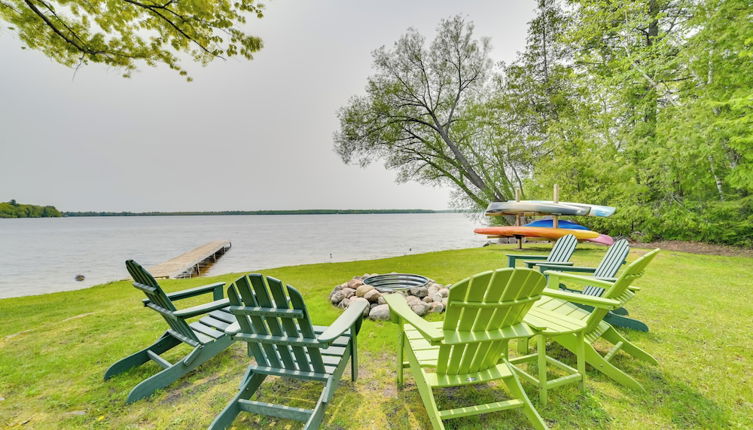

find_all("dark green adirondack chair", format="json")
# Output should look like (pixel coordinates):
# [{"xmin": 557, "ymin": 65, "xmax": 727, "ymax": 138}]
[
  {"xmin": 384, "ymin": 268, "xmax": 549, "ymax": 430},
  {"xmin": 209, "ymin": 273, "xmax": 367, "ymax": 430},
  {"xmin": 534, "ymin": 239, "xmax": 648, "ymax": 331},
  {"xmin": 526, "ymin": 249, "xmax": 660, "ymax": 391},
  {"xmin": 104, "ymin": 260, "xmax": 235, "ymax": 403},
  {"xmin": 506, "ymin": 234, "xmax": 578, "ymax": 269}
]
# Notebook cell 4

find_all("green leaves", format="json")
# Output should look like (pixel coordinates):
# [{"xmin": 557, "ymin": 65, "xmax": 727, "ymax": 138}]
[{"xmin": 0, "ymin": 0, "xmax": 265, "ymax": 79}]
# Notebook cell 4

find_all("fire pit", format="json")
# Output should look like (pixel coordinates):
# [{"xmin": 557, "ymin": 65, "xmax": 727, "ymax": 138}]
[
  {"xmin": 362, "ymin": 273, "xmax": 431, "ymax": 293},
  {"xmin": 329, "ymin": 273, "xmax": 449, "ymax": 321}
]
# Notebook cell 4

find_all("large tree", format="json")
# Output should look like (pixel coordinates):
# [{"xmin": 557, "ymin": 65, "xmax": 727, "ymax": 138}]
[
  {"xmin": 335, "ymin": 16, "xmax": 517, "ymax": 208},
  {"xmin": 0, "ymin": 0, "xmax": 265, "ymax": 79}
]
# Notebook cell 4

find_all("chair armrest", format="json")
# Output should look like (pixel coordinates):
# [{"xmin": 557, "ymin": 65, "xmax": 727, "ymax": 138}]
[
  {"xmin": 143, "ymin": 282, "xmax": 226, "ymax": 306},
  {"xmin": 225, "ymin": 321, "xmax": 241, "ymax": 335},
  {"xmin": 383, "ymin": 294, "xmax": 444, "ymax": 344},
  {"xmin": 536, "ymin": 264, "xmax": 597, "ymax": 274},
  {"xmin": 628, "ymin": 285, "xmax": 641, "ymax": 291},
  {"xmin": 174, "ymin": 298, "xmax": 230, "ymax": 319},
  {"xmin": 542, "ymin": 288, "xmax": 620, "ymax": 309},
  {"xmin": 525, "ymin": 260, "xmax": 573, "ymax": 269},
  {"xmin": 317, "ymin": 299, "xmax": 367, "ymax": 346},
  {"xmin": 168, "ymin": 282, "xmax": 225, "ymax": 301},
  {"xmin": 507, "ymin": 254, "xmax": 547, "ymax": 267},
  {"xmin": 544, "ymin": 271, "xmax": 616, "ymax": 290}
]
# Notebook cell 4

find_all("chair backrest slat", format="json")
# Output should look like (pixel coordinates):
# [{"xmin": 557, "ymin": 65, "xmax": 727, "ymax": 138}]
[
  {"xmin": 125, "ymin": 260, "xmax": 200, "ymax": 346},
  {"xmin": 227, "ymin": 274, "xmax": 326, "ymax": 374},
  {"xmin": 548, "ymin": 234, "xmax": 577, "ymax": 263},
  {"xmin": 438, "ymin": 268, "xmax": 546, "ymax": 375}
]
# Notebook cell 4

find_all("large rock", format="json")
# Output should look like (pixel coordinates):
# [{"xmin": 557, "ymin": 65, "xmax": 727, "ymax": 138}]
[
  {"xmin": 347, "ymin": 279, "xmax": 364, "ymax": 289},
  {"xmin": 427, "ymin": 285, "xmax": 439, "ymax": 297},
  {"xmin": 341, "ymin": 287, "xmax": 356, "ymax": 299},
  {"xmin": 350, "ymin": 297, "xmax": 371, "ymax": 316},
  {"xmin": 355, "ymin": 285, "xmax": 375, "ymax": 297},
  {"xmin": 369, "ymin": 304, "xmax": 391, "ymax": 321},
  {"xmin": 409, "ymin": 286, "xmax": 428, "ymax": 298},
  {"xmin": 430, "ymin": 302, "xmax": 444, "ymax": 313},
  {"xmin": 364, "ymin": 289, "xmax": 381, "ymax": 303},
  {"xmin": 377, "ymin": 295, "xmax": 387, "ymax": 305},
  {"xmin": 405, "ymin": 295, "xmax": 422, "ymax": 307},
  {"xmin": 330, "ymin": 290, "xmax": 345, "ymax": 305},
  {"xmin": 438, "ymin": 288, "xmax": 449, "ymax": 298},
  {"xmin": 410, "ymin": 302, "xmax": 429, "ymax": 316},
  {"xmin": 422, "ymin": 296, "xmax": 434, "ymax": 303},
  {"xmin": 338, "ymin": 298, "xmax": 351, "ymax": 309},
  {"xmin": 430, "ymin": 293, "xmax": 443, "ymax": 304}
]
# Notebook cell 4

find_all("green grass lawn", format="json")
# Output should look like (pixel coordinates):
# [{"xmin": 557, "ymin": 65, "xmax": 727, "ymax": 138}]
[{"xmin": 1, "ymin": 245, "xmax": 752, "ymax": 429}]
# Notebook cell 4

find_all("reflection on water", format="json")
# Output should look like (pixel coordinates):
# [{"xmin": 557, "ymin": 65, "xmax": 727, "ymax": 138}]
[{"xmin": 0, "ymin": 214, "xmax": 481, "ymax": 298}]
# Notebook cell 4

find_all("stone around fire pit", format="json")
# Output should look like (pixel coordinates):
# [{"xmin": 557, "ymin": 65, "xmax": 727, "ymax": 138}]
[{"xmin": 329, "ymin": 274, "xmax": 447, "ymax": 320}]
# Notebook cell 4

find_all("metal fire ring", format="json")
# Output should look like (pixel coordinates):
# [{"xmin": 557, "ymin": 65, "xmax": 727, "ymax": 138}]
[{"xmin": 363, "ymin": 273, "xmax": 431, "ymax": 293}]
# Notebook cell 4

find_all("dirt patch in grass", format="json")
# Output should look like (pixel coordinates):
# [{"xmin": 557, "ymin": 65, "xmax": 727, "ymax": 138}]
[{"xmin": 632, "ymin": 240, "xmax": 753, "ymax": 257}]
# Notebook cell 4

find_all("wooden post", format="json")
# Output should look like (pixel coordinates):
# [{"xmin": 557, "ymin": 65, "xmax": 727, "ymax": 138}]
[
  {"xmin": 515, "ymin": 188, "xmax": 523, "ymax": 249},
  {"xmin": 552, "ymin": 184, "xmax": 560, "ymax": 229}
]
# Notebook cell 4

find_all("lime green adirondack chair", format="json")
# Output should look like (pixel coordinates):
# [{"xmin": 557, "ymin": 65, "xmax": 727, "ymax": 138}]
[
  {"xmin": 507, "ymin": 234, "xmax": 578, "ymax": 268},
  {"xmin": 104, "ymin": 260, "xmax": 234, "ymax": 403},
  {"xmin": 210, "ymin": 274, "xmax": 367, "ymax": 430},
  {"xmin": 526, "ymin": 249, "xmax": 660, "ymax": 391},
  {"xmin": 534, "ymin": 239, "xmax": 649, "ymax": 331},
  {"xmin": 384, "ymin": 268, "xmax": 549, "ymax": 430}
]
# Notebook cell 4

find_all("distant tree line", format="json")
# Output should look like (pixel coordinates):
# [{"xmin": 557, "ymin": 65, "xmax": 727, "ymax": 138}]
[
  {"xmin": 62, "ymin": 209, "xmax": 459, "ymax": 217},
  {"xmin": 0, "ymin": 200, "xmax": 62, "ymax": 218},
  {"xmin": 336, "ymin": 1, "xmax": 753, "ymax": 247}
]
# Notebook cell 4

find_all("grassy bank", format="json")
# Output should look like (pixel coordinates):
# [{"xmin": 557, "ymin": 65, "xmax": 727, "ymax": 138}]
[{"xmin": 1, "ymin": 245, "xmax": 751, "ymax": 429}]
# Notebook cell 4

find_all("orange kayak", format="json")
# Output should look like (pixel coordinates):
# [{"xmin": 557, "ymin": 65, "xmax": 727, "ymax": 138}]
[{"xmin": 474, "ymin": 226, "xmax": 600, "ymax": 240}]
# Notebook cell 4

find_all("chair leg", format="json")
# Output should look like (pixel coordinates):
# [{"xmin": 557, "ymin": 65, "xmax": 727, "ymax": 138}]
[
  {"xmin": 104, "ymin": 334, "xmax": 179, "ymax": 380},
  {"xmin": 126, "ymin": 336, "xmax": 233, "ymax": 403},
  {"xmin": 501, "ymin": 363, "xmax": 548, "ymax": 430},
  {"xmin": 304, "ymin": 388, "xmax": 328, "ymax": 430},
  {"xmin": 554, "ymin": 333, "xmax": 644, "ymax": 391},
  {"xmin": 209, "ymin": 372, "xmax": 267, "ymax": 430},
  {"xmin": 537, "ymin": 335, "xmax": 548, "ymax": 405},
  {"xmin": 576, "ymin": 330, "xmax": 586, "ymax": 392},
  {"xmin": 127, "ymin": 360, "xmax": 187, "ymax": 403},
  {"xmin": 602, "ymin": 328, "xmax": 657, "ymax": 365},
  {"xmin": 604, "ymin": 313, "xmax": 649, "ymax": 332},
  {"xmin": 350, "ymin": 329, "xmax": 358, "ymax": 382},
  {"xmin": 405, "ymin": 347, "xmax": 444, "ymax": 429},
  {"xmin": 397, "ymin": 331, "xmax": 406, "ymax": 388}
]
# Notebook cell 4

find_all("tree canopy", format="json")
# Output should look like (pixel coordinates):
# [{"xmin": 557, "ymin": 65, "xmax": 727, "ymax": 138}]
[
  {"xmin": 0, "ymin": 0, "xmax": 265, "ymax": 79},
  {"xmin": 335, "ymin": 16, "xmax": 524, "ymax": 208},
  {"xmin": 336, "ymin": 1, "xmax": 753, "ymax": 246}
]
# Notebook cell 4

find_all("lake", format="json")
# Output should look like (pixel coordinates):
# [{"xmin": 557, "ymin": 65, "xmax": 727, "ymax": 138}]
[{"xmin": 0, "ymin": 213, "xmax": 483, "ymax": 298}]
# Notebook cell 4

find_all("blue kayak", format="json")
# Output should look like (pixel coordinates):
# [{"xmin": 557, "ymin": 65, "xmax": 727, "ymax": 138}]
[{"xmin": 524, "ymin": 219, "xmax": 590, "ymax": 231}]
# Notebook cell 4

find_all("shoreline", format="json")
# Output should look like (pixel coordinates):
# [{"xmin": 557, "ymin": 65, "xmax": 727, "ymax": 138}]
[{"xmin": 3, "ymin": 242, "xmax": 750, "ymax": 302}]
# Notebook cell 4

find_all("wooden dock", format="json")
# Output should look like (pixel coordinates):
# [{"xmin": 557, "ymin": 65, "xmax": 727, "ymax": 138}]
[{"xmin": 149, "ymin": 240, "xmax": 232, "ymax": 279}]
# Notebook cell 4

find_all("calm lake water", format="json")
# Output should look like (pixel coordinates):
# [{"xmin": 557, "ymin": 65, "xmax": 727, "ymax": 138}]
[{"xmin": 0, "ymin": 213, "xmax": 482, "ymax": 298}]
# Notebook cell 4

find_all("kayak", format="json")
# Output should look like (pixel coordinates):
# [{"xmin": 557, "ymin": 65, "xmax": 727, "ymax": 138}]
[
  {"xmin": 474, "ymin": 226, "xmax": 600, "ymax": 240},
  {"xmin": 587, "ymin": 234, "xmax": 614, "ymax": 246},
  {"xmin": 524, "ymin": 219, "xmax": 590, "ymax": 230},
  {"xmin": 485, "ymin": 201, "xmax": 588, "ymax": 216},
  {"xmin": 524, "ymin": 218, "xmax": 614, "ymax": 245},
  {"xmin": 526, "ymin": 201, "xmax": 616, "ymax": 217},
  {"xmin": 485, "ymin": 201, "xmax": 615, "ymax": 217}
]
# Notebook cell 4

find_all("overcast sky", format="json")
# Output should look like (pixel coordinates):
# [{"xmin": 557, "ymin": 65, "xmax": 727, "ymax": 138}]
[{"xmin": 0, "ymin": 1, "xmax": 535, "ymax": 211}]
